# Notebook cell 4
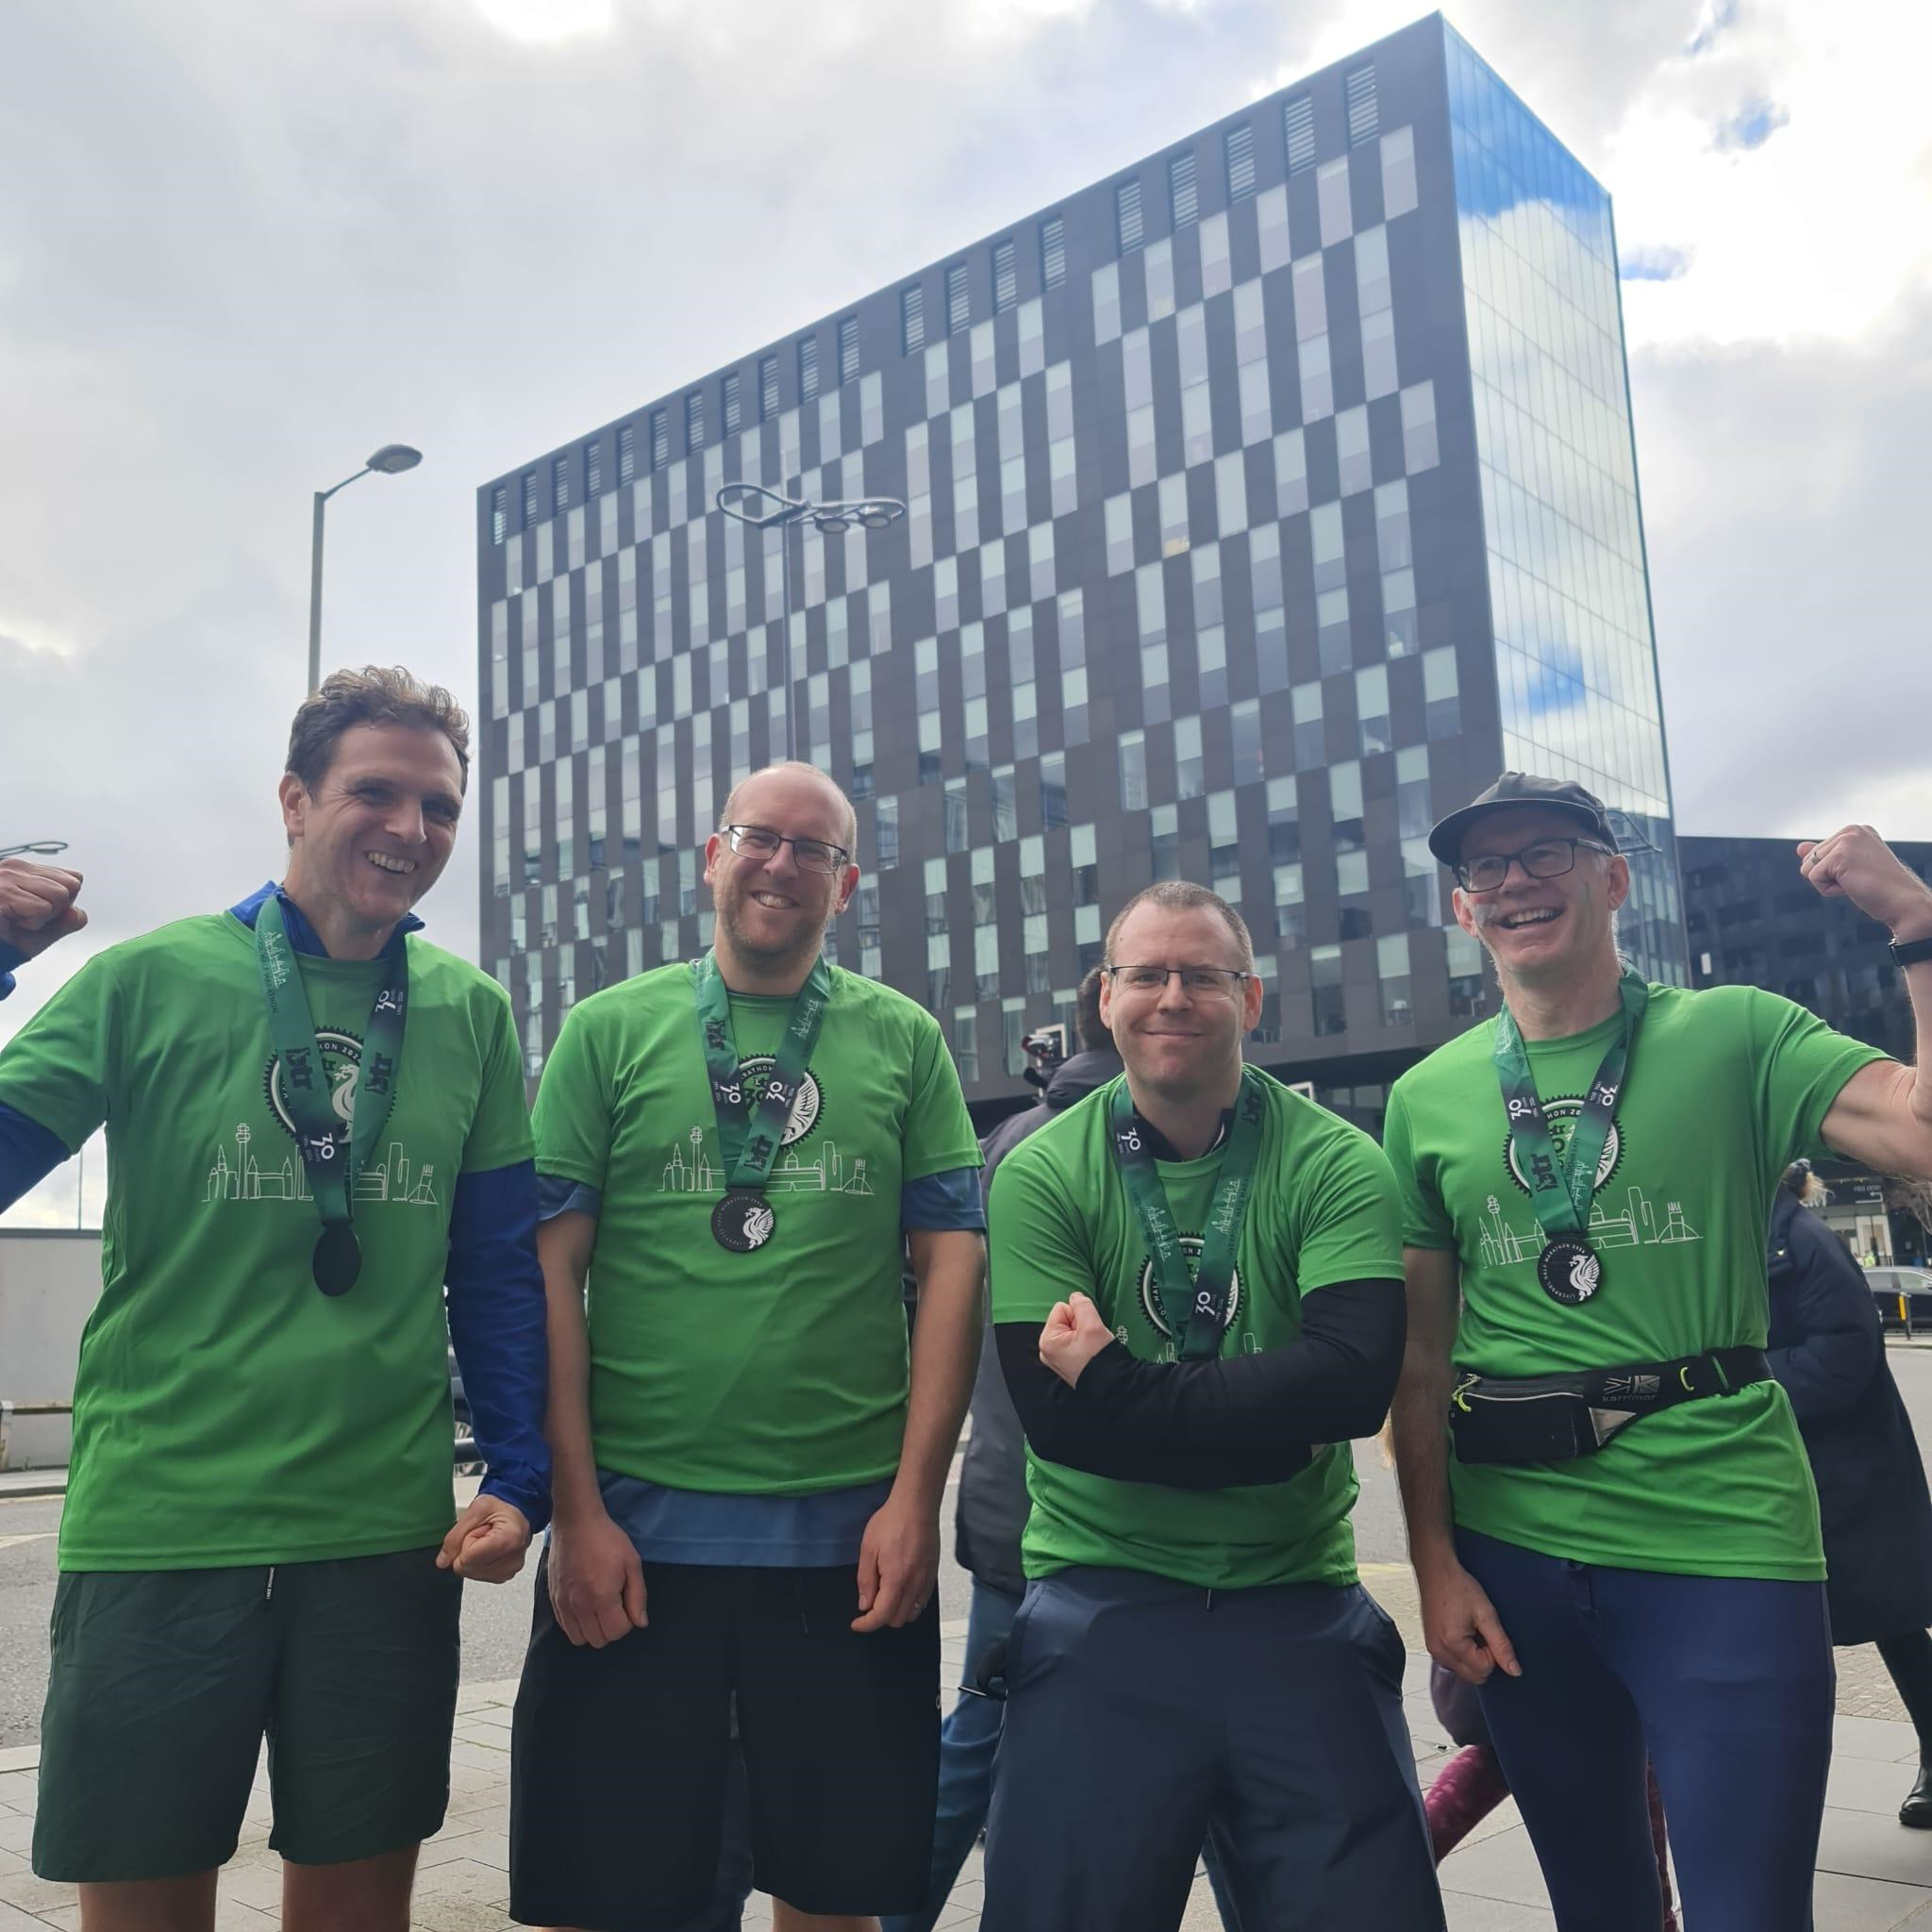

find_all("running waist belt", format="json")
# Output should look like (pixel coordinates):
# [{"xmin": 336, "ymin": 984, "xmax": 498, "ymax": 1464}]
[{"xmin": 1448, "ymin": 1346, "xmax": 1771, "ymax": 1465}]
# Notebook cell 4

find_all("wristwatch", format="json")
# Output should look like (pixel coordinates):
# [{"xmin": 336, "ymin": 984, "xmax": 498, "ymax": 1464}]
[{"xmin": 1891, "ymin": 933, "xmax": 1932, "ymax": 968}]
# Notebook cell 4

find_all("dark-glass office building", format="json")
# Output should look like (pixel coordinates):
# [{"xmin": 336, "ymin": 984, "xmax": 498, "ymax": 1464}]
[{"xmin": 475, "ymin": 13, "xmax": 1687, "ymax": 1122}]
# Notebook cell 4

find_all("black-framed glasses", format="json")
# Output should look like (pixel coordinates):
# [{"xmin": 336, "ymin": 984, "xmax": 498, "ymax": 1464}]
[
  {"xmin": 1454, "ymin": 837, "xmax": 1613, "ymax": 893},
  {"xmin": 721, "ymin": 824, "xmax": 852, "ymax": 876},
  {"xmin": 1104, "ymin": 963, "xmax": 1252, "ymax": 1000}
]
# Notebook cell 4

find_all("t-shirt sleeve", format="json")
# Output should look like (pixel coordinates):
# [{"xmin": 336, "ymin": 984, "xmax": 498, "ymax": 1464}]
[
  {"xmin": 1289, "ymin": 1118, "xmax": 1407, "ymax": 1291},
  {"xmin": 0, "ymin": 952, "xmax": 119, "ymax": 1153},
  {"xmin": 900, "ymin": 1009, "xmax": 984, "ymax": 1184},
  {"xmin": 1747, "ymin": 989, "xmax": 1891, "ymax": 1172},
  {"xmin": 1381, "ymin": 1082, "xmax": 1454, "ymax": 1252},
  {"xmin": 988, "ymin": 1144, "xmax": 1091, "ymax": 1326},
  {"xmin": 530, "ymin": 1001, "xmax": 614, "ymax": 1190},
  {"xmin": 460, "ymin": 984, "xmax": 535, "ymax": 1175}
]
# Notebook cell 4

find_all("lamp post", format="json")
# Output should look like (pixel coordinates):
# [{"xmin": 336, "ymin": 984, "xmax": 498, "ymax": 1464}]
[
  {"xmin": 714, "ymin": 484, "xmax": 907, "ymax": 763},
  {"xmin": 0, "ymin": 840, "xmax": 68, "ymax": 861},
  {"xmin": 308, "ymin": 443, "xmax": 424, "ymax": 696}
]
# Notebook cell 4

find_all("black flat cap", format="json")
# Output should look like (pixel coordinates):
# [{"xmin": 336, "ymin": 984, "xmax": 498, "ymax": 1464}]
[{"xmin": 1426, "ymin": 772, "xmax": 1616, "ymax": 867}]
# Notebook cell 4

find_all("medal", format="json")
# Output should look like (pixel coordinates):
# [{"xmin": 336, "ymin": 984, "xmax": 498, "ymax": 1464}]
[
  {"xmin": 254, "ymin": 895, "xmax": 408, "ymax": 1302},
  {"xmin": 312, "ymin": 1223, "xmax": 362, "ymax": 1296},
  {"xmin": 1492, "ymin": 971, "xmax": 1648, "ymax": 1311},
  {"xmin": 712, "ymin": 1190, "xmax": 778, "ymax": 1253},
  {"xmin": 1536, "ymin": 1238, "xmax": 1601, "ymax": 1307}
]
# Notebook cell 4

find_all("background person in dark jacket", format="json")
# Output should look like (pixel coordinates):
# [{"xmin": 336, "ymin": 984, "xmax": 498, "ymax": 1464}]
[
  {"xmin": 881, "ymin": 973, "xmax": 1122, "ymax": 1932},
  {"xmin": 1769, "ymin": 1160, "xmax": 1932, "ymax": 1825}
]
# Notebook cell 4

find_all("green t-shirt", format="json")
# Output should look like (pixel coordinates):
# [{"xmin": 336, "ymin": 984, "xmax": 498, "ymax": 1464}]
[
  {"xmin": 0, "ymin": 913, "xmax": 532, "ymax": 1571},
  {"xmin": 1382, "ymin": 982, "xmax": 1889, "ymax": 1580},
  {"xmin": 987, "ymin": 1068, "xmax": 1406, "ymax": 1591},
  {"xmin": 532, "ymin": 958, "xmax": 981, "ymax": 1494}
]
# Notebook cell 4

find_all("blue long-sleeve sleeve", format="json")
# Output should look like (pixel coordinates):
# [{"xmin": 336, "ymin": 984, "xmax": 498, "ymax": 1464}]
[
  {"xmin": 445, "ymin": 1158, "xmax": 553, "ymax": 1532},
  {"xmin": 0, "ymin": 1099, "xmax": 70, "ymax": 1213}
]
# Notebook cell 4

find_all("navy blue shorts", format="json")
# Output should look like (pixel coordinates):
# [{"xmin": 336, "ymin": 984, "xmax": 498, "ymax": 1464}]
[{"xmin": 983, "ymin": 1565, "xmax": 1443, "ymax": 1931}]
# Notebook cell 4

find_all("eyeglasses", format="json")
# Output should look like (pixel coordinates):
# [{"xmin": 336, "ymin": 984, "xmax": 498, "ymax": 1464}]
[
  {"xmin": 1454, "ymin": 837, "xmax": 1613, "ymax": 893},
  {"xmin": 721, "ymin": 824, "xmax": 852, "ymax": 876},
  {"xmin": 1104, "ymin": 964, "xmax": 1251, "ymax": 1000}
]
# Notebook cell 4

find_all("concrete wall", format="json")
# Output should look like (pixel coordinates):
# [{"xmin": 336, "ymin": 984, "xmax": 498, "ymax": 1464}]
[{"xmin": 0, "ymin": 1229, "xmax": 96, "ymax": 1468}]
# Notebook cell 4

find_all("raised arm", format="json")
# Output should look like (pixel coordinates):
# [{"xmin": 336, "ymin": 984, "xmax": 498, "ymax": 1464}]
[{"xmin": 1806, "ymin": 828, "xmax": 1932, "ymax": 1178}]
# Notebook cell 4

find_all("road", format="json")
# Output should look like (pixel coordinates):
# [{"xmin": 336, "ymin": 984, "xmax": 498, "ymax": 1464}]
[{"xmin": 7, "ymin": 1345, "xmax": 1932, "ymax": 1746}]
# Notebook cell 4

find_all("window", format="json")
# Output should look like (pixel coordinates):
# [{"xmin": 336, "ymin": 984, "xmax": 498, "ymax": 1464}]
[
  {"xmin": 1346, "ymin": 63, "xmax": 1378, "ymax": 145},
  {"xmin": 797, "ymin": 334, "xmax": 819, "ymax": 401},
  {"xmin": 722, "ymin": 372, "xmax": 741, "ymax": 436},
  {"xmin": 1224, "ymin": 123, "xmax": 1256, "ymax": 201},
  {"xmin": 1116, "ymin": 177, "xmax": 1143, "ymax": 255},
  {"xmin": 901, "ymin": 285, "xmax": 925, "ymax": 356},
  {"xmin": 586, "ymin": 440, "xmax": 603, "ymax": 496},
  {"xmin": 1311, "ymin": 944, "xmax": 1345, "ymax": 1035},
  {"xmin": 758, "ymin": 354, "xmax": 779, "ymax": 421},
  {"xmin": 824, "ymin": 315, "xmax": 856, "ymax": 389},
  {"xmin": 1119, "ymin": 730, "xmax": 1147, "ymax": 810},
  {"xmin": 1284, "ymin": 95, "xmax": 1316, "ymax": 175},
  {"xmin": 1040, "ymin": 215, "xmax": 1066, "ymax": 291},
  {"xmin": 552, "ymin": 453, "xmax": 571, "ymax": 509},
  {"xmin": 649, "ymin": 409, "xmax": 669, "ymax": 471},
  {"xmin": 521, "ymin": 470, "xmax": 538, "ymax": 525},
  {"xmin": 616, "ymin": 423, "xmax": 636, "ymax": 484},
  {"xmin": 490, "ymin": 484, "xmax": 508, "ymax": 545},
  {"xmin": 684, "ymin": 391, "xmax": 705, "ymax": 453},
  {"xmin": 988, "ymin": 238, "xmax": 1017, "ymax": 314},
  {"xmin": 944, "ymin": 263, "xmax": 970, "ymax": 337},
  {"xmin": 1169, "ymin": 150, "xmax": 1198, "ymax": 229}
]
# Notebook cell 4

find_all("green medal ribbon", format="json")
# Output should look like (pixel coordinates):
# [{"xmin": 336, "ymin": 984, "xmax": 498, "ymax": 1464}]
[
  {"xmin": 691, "ymin": 951, "xmax": 832, "ymax": 1191},
  {"xmin": 253, "ymin": 893, "xmax": 408, "ymax": 1296},
  {"xmin": 1492, "ymin": 968, "xmax": 1648, "ymax": 1244},
  {"xmin": 1108, "ymin": 1066, "xmax": 1267, "ymax": 1360}
]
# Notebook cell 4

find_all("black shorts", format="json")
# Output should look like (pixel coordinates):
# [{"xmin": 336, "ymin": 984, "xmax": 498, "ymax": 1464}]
[
  {"xmin": 509, "ymin": 1554, "xmax": 940, "ymax": 1932},
  {"xmin": 34, "ymin": 1549, "xmax": 460, "ymax": 1882}
]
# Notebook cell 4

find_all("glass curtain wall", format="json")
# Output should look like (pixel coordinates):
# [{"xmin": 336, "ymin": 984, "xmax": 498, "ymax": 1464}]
[{"xmin": 1445, "ymin": 25, "xmax": 1687, "ymax": 981}]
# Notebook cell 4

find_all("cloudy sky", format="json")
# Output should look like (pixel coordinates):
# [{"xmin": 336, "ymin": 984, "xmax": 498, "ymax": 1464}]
[{"xmin": 3, "ymin": 0, "xmax": 1927, "ymax": 1224}]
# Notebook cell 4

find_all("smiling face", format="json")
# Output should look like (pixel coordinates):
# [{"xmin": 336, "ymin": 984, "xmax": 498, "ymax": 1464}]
[
  {"xmin": 278, "ymin": 723, "xmax": 462, "ymax": 943},
  {"xmin": 1451, "ymin": 805, "xmax": 1629, "ymax": 991},
  {"xmin": 703, "ymin": 766, "xmax": 858, "ymax": 975},
  {"xmin": 1099, "ymin": 902, "xmax": 1263, "ymax": 1104}
]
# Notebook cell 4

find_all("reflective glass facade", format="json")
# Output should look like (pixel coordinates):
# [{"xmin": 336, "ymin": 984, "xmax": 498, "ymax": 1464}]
[
  {"xmin": 1446, "ymin": 25, "xmax": 1685, "ymax": 981},
  {"xmin": 477, "ymin": 17, "xmax": 1687, "ymax": 1118}
]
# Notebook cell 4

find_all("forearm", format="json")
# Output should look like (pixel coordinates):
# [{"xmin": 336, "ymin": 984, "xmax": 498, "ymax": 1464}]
[
  {"xmin": 1008, "ymin": 1279, "xmax": 1404, "ymax": 1488},
  {"xmin": 443, "ymin": 1168, "xmax": 553, "ymax": 1529},
  {"xmin": 535, "ymin": 1214, "xmax": 604, "ymax": 1524},
  {"xmin": 1391, "ymin": 1344, "xmax": 1457, "ymax": 1574},
  {"xmin": 895, "ymin": 1233, "xmax": 985, "ymax": 1509}
]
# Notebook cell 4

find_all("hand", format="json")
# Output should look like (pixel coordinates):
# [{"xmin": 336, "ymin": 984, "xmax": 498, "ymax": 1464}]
[
  {"xmin": 1799, "ymin": 827, "xmax": 1932, "ymax": 941},
  {"xmin": 436, "ymin": 1493, "xmax": 531, "ymax": 1584},
  {"xmin": 1417, "ymin": 1557, "xmax": 1521, "ymax": 1686},
  {"xmin": 0, "ymin": 860, "xmax": 87, "ymax": 961},
  {"xmin": 1038, "ymin": 1291, "xmax": 1115, "ymax": 1388},
  {"xmin": 546, "ymin": 1506, "xmax": 647, "ymax": 1647},
  {"xmin": 852, "ymin": 1486, "xmax": 939, "ymax": 1632}
]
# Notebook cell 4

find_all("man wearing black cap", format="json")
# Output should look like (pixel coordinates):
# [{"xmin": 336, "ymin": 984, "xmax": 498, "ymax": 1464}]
[{"xmin": 1385, "ymin": 774, "xmax": 1932, "ymax": 1932}]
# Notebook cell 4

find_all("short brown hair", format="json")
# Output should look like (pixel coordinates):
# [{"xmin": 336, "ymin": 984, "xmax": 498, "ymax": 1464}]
[
  {"xmin": 1074, "ymin": 966, "xmax": 1112, "ymax": 1050},
  {"xmin": 1104, "ymin": 881, "xmax": 1255, "ymax": 973},
  {"xmin": 719, "ymin": 761, "xmax": 858, "ymax": 857},
  {"xmin": 286, "ymin": 666, "xmax": 471, "ymax": 796}
]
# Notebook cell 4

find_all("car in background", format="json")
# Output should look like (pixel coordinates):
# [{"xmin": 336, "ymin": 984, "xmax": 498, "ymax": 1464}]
[{"xmin": 1870, "ymin": 1266, "xmax": 1932, "ymax": 1335}]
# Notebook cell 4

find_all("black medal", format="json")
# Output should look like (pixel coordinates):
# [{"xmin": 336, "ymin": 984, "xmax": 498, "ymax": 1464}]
[
  {"xmin": 312, "ymin": 1222, "xmax": 363, "ymax": 1297},
  {"xmin": 712, "ymin": 1190, "xmax": 777, "ymax": 1254},
  {"xmin": 1537, "ymin": 1238, "xmax": 1602, "ymax": 1307}
]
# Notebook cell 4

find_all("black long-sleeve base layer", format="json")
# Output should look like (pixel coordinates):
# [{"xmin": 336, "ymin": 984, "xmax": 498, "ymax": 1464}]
[{"xmin": 995, "ymin": 1276, "xmax": 1406, "ymax": 1491}]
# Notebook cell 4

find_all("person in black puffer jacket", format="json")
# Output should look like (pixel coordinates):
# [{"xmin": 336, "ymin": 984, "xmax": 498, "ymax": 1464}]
[{"xmin": 1769, "ymin": 1161, "xmax": 1932, "ymax": 1826}]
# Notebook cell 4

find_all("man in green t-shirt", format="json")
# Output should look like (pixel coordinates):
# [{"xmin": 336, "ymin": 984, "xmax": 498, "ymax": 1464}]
[
  {"xmin": 981, "ymin": 880, "xmax": 1443, "ymax": 1932},
  {"xmin": 1386, "ymin": 772, "xmax": 1932, "ymax": 1932},
  {"xmin": 0, "ymin": 667, "xmax": 550, "ymax": 1931},
  {"xmin": 509, "ymin": 760, "xmax": 986, "ymax": 1932}
]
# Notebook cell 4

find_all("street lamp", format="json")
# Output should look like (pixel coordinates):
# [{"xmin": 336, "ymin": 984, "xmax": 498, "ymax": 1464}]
[
  {"xmin": 0, "ymin": 840, "xmax": 68, "ymax": 860},
  {"xmin": 714, "ymin": 483, "xmax": 907, "ymax": 762},
  {"xmin": 307, "ymin": 443, "xmax": 424, "ymax": 696}
]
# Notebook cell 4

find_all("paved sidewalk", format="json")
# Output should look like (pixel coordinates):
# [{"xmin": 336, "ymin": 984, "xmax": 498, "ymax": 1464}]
[{"xmin": 4, "ymin": 1584, "xmax": 1932, "ymax": 1929}]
